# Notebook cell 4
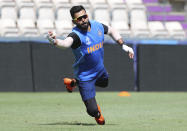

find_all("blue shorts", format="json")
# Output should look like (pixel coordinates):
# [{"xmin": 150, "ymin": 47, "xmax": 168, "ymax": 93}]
[{"xmin": 78, "ymin": 68, "xmax": 108, "ymax": 101}]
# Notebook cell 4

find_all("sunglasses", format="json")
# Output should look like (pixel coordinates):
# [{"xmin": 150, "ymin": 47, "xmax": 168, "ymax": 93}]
[{"xmin": 73, "ymin": 14, "xmax": 88, "ymax": 21}]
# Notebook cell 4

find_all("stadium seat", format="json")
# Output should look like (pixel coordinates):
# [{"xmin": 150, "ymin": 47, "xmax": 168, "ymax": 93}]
[
  {"xmin": 126, "ymin": 0, "xmax": 146, "ymax": 10},
  {"xmin": 165, "ymin": 22, "xmax": 186, "ymax": 39},
  {"xmin": 111, "ymin": 22, "xmax": 131, "ymax": 38},
  {"xmin": 93, "ymin": 6, "xmax": 110, "ymax": 26},
  {"xmin": 37, "ymin": 6, "xmax": 55, "ymax": 21},
  {"xmin": 0, "ymin": 0, "xmax": 15, "ymax": 6},
  {"xmin": 37, "ymin": 5, "xmax": 55, "ymax": 36},
  {"xmin": 55, "ymin": 20, "xmax": 72, "ymax": 37},
  {"xmin": 131, "ymin": 9, "xmax": 147, "ymax": 23},
  {"xmin": 130, "ymin": 9, "xmax": 150, "ymax": 38},
  {"xmin": 52, "ymin": 0, "xmax": 70, "ymax": 8},
  {"xmin": 146, "ymin": 4, "xmax": 172, "ymax": 13},
  {"xmin": 181, "ymin": 23, "xmax": 187, "ymax": 32},
  {"xmin": 111, "ymin": 8, "xmax": 131, "ymax": 37},
  {"xmin": 0, "ymin": 19, "xmax": 19, "ymax": 37},
  {"xmin": 148, "ymin": 21, "xmax": 169, "ymax": 39},
  {"xmin": 165, "ymin": 13, "xmax": 186, "ymax": 22},
  {"xmin": 143, "ymin": 0, "xmax": 158, "ymax": 4},
  {"xmin": 131, "ymin": 21, "xmax": 150, "ymax": 38},
  {"xmin": 37, "ymin": 20, "xmax": 55, "ymax": 36},
  {"xmin": 89, "ymin": 0, "xmax": 107, "ymax": 6},
  {"xmin": 71, "ymin": 0, "xmax": 89, "ymax": 5},
  {"xmin": 56, "ymin": 6, "xmax": 71, "ymax": 21},
  {"xmin": 1, "ymin": 5, "xmax": 17, "ymax": 20},
  {"xmin": 112, "ymin": 7, "xmax": 129, "ymax": 23},
  {"xmin": 16, "ymin": 0, "xmax": 34, "ymax": 7},
  {"xmin": 33, "ymin": 0, "xmax": 53, "ymax": 7},
  {"xmin": 107, "ymin": 0, "xmax": 125, "ymax": 7},
  {"xmin": 0, "ymin": 0, "xmax": 14, "ymax": 3},
  {"xmin": 148, "ymin": 14, "xmax": 165, "ymax": 21},
  {"xmin": 52, "ymin": 0, "xmax": 69, "ymax": 3},
  {"xmin": 55, "ymin": 6, "xmax": 72, "ymax": 36},
  {"xmin": 16, "ymin": 0, "xmax": 33, "ymax": 3},
  {"xmin": 17, "ymin": 19, "xmax": 39, "ymax": 37},
  {"xmin": 17, "ymin": 4, "xmax": 38, "ymax": 37},
  {"xmin": 18, "ymin": 5, "xmax": 36, "ymax": 21}
]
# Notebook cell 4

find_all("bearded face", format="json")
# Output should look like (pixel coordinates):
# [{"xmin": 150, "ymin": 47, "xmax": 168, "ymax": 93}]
[{"xmin": 73, "ymin": 10, "xmax": 89, "ymax": 31}]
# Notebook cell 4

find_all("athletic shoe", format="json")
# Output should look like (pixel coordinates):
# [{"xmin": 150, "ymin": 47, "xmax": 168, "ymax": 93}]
[
  {"xmin": 95, "ymin": 104, "xmax": 105, "ymax": 125},
  {"xmin": 63, "ymin": 78, "xmax": 76, "ymax": 93}
]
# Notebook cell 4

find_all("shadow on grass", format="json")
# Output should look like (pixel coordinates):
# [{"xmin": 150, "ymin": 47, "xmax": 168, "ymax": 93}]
[
  {"xmin": 39, "ymin": 122, "xmax": 96, "ymax": 126},
  {"xmin": 39, "ymin": 121, "xmax": 117, "ymax": 126}
]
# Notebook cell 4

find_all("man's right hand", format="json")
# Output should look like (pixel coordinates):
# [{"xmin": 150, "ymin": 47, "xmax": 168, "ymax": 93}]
[{"xmin": 46, "ymin": 31, "xmax": 57, "ymax": 45}]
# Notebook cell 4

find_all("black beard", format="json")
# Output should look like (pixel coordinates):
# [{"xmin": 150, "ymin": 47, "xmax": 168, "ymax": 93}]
[{"xmin": 77, "ymin": 22, "xmax": 89, "ymax": 31}]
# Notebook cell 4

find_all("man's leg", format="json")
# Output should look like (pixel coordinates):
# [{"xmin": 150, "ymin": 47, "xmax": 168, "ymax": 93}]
[
  {"xmin": 79, "ymin": 80, "xmax": 105, "ymax": 125},
  {"xmin": 95, "ymin": 77, "xmax": 108, "ymax": 87},
  {"xmin": 84, "ymin": 97, "xmax": 99, "ymax": 118},
  {"xmin": 95, "ymin": 69, "xmax": 109, "ymax": 88},
  {"xmin": 84, "ymin": 97, "xmax": 105, "ymax": 125}
]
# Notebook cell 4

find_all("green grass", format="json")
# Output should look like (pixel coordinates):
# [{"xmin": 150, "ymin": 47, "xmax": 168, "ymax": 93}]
[{"xmin": 0, "ymin": 92, "xmax": 187, "ymax": 131}]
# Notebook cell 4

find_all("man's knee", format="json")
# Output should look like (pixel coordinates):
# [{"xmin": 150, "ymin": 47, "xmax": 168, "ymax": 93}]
[
  {"xmin": 84, "ymin": 98, "xmax": 100, "ymax": 118},
  {"xmin": 87, "ymin": 106, "xmax": 99, "ymax": 117}
]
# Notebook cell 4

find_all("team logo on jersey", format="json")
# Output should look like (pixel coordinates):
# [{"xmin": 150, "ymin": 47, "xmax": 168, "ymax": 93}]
[
  {"xmin": 98, "ymin": 29, "xmax": 102, "ymax": 36},
  {"xmin": 86, "ymin": 37, "xmax": 91, "ymax": 45}
]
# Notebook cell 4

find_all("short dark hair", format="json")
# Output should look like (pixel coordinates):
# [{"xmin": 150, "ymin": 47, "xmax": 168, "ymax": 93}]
[{"xmin": 70, "ymin": 5, "xmax": 86, "ymax": 19}]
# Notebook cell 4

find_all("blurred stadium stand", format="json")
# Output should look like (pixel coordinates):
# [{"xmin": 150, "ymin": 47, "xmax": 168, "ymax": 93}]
[
  {"xmin": 0, "ymin": 0, "xmax": 186, "ymax": 40},
  {"xmin": 1, "ymin": 0, "xmax": 187, "ymax": 92}
]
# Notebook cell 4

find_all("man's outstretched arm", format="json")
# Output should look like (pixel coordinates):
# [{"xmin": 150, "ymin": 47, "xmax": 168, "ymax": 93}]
[
  {"xmin": 46, "ymin": 31, "xmax": 74, "ymax": 49},
  {"xmin": 107, "ymin": 26, "xmax": 134, "ymax": 59}
]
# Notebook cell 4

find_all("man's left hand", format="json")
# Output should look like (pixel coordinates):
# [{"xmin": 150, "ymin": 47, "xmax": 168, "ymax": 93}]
[{"xmin": 122, "ymin": 45, "xmax": 134, "ymax": 59}]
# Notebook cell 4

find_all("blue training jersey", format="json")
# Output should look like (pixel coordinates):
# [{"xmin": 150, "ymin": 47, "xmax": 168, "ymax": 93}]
[{"xmin": 72, "ymin": 20, "xmax": 105, "ymax": 81}]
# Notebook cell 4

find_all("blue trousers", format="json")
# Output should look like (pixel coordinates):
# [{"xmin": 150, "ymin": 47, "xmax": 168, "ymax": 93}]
[{"xmin": 78, "ymin": 68, "xmax": 108, "ymax": 101}]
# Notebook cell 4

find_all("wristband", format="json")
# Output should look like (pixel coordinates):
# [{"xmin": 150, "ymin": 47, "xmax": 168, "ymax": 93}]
[
  {"xmin": 122, "ymin": 44, "xmax": 134, "ymax": 55},
  {"xmin": 122, "ymin": 44, "xmax": 130, "ymax": 52}
]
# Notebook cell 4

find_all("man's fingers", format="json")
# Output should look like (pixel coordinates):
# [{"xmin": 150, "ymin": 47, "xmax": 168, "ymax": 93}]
[
  {"xmin": 129, "ymin": 54, "xmax": 131, "ymax": 59},
  {"xmin": 48, "ymin": 31, "xmax": 55, "ymax": 38},
  {"xmin": 48, "ymin": 31, "xmax": 56, "ymax": 39},
  {"xmin": 52, "ymin": 35, "xmax": 56, "ymax": 39},
  {"xmin": 129, "ymin": 53, "xmax": 134, "ymax": 59}
]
